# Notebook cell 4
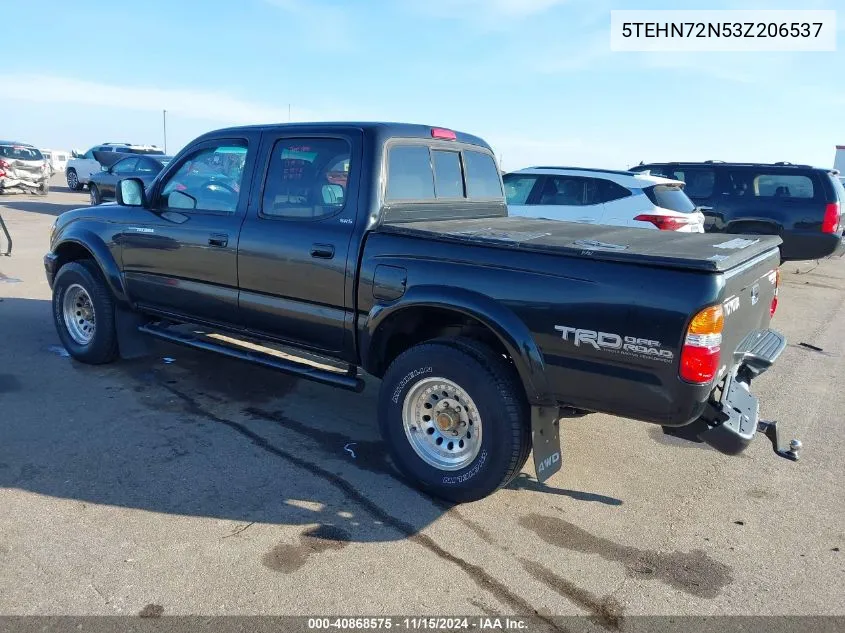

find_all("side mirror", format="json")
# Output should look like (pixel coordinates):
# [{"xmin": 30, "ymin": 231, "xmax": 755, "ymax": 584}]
[{"xmin": 117, "ymin": 178, "xmax": 147, "ymax": 207}]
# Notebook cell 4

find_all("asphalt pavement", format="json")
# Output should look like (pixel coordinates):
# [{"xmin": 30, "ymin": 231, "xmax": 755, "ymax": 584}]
[{"xmin": 1, "ymin": 176, "xmax": 843, "ymax": 622}]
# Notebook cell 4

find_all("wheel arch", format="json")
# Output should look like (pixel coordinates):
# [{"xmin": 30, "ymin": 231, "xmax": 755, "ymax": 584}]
[
  {"xmin": 53, "ymin": 231, "xmax": 128, "ymax": 305},
  {"xmin": 362, "ymin": 286, "xmax": 552, "ymax": 404}
]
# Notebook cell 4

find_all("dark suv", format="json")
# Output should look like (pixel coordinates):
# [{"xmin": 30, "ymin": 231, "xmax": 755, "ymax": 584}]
[{"xmin": 629, "ymin": 161, "xmax": 845, "ymax": 262}]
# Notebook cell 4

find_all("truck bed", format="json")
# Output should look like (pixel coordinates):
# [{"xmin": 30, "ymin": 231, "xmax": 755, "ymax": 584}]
[{"xmin": 379, "ymin": 216, "xmax": 782, "ymax": 273}]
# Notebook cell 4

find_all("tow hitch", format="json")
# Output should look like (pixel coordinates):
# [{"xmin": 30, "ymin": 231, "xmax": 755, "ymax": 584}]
[{"xmin": 757, "ymin": 420, "xmax": 802, "ymax": 461}]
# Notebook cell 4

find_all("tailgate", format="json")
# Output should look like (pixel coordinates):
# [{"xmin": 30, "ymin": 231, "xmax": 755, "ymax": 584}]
[{"xmin": 719, "ymin": 249, "xmax": 781, "ymax": 366}]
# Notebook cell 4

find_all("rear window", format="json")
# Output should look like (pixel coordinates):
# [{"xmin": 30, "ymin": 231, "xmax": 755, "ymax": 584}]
[
  {"xmin": 644, "ymin": 185, "xmax": 697, "ymax": 213},
  {"xmin": 463, "ymin": 150, "xmax": 503, "ymax": 198},
  {"xmin": 831, "ymin": 174, "xmax": 845, "ymax": 202},
  {"xmin": 0, "ymin": 145, "xmax": 43, "ymax": 161},
  {"xmin": 385, "ymin": 144, "xmax": 502, "ymax": 201}
]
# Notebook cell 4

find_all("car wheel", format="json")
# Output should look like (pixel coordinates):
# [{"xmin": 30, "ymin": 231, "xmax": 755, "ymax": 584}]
[
  {"xmin": 51, "ymin": 260, "xmax": 119, "ymax": 365},
  {"xmin": 66, "ymin": 169, "xmax": 82, "ymax": 191},
  {"xmin": 378, "ymin": 337, "xmax": 531, "ymax": 503},
  {"xmin": 89, "ymin": 184, "xmax": 101, "ymax": 205},
  {"xmin": 37, "ymin": 181, "xmax": 49, "ymax": 197}
]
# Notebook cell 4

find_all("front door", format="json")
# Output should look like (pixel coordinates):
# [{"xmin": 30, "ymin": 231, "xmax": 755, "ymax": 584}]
[
  {"xmin": 237, "ymin": 131, "xmax": 363, "ymax": 354},
  {"xmin": 118, "ymin": 135, "xmax": 259, "ymax": 326}
]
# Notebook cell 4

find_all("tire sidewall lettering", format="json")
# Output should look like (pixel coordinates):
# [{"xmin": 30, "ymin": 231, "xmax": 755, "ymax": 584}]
[
  {"xmin": 442, "ymin": 449, "xmax": 488, "ymax": 485},
  {"xmin": 391, "ymin": 366, "xmax": 433, "ymax": 404}
]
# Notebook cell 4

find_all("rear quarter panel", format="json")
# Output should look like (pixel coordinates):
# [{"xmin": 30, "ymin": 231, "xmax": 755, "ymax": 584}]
[{"xmin": 358, "ymin": 232, "xmax": 739, "ymax": 426}]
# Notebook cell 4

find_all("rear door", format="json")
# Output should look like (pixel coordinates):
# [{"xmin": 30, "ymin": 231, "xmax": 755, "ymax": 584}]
[
  {"xmin": 237, "ymin": 130, "xmax": 363, "ymax": 353},
  {"xmin": 119, "ymin": 134, "xmax": 259, "ymax": 325}
]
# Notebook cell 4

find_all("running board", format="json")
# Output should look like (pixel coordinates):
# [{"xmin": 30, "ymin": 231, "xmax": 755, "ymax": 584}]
[{"xmin": 138, "ymin": 323, "xmax": 365, "ymax": 393}]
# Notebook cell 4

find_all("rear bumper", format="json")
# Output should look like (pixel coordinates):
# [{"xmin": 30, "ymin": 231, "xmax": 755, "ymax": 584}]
[
  {"xmin": 781, "ymin": 231, "xmax": 843, "ymax": 261},
  {"xmin": 664, "ymin": 329, "xmax": 796, "ymax": 458},
  {"xmin": 0, "ymin": 175, "xmax": 47, "ymax": 193}
]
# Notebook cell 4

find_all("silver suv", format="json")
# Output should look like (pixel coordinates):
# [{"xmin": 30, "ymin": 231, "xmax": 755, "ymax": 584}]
[{"xmin": 0, "ymin": 141, "xmax": 49, "ymax": 195}]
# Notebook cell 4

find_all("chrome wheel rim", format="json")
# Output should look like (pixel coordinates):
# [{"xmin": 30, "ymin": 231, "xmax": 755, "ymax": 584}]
[
  {"xmin": 62, "ymin": 283, "xmax": 96, "ymax": 345},
  {"xmin": 68, "ymin": 172, "xmax": 77, "ymax": 189},
  {"xmin": 89, "ymin": 187, "xmax": 97, "ymax": 205},
  {"xmin": 402, "ymin": 377, "xmax": 482, "ymax": 471}
]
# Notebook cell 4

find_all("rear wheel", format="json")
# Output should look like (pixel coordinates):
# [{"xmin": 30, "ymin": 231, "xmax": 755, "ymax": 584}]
[
  {"xmin": 89, "ymin": 184, "xmax": 101, "ymax": 205},
  {"xmin": 66, "ymin": 169, "xmax": 82, "ymax": 191},
  {"xmin": 36, "ymin": 180, "xmax": 49, "ymax": 196},
  {"xmin": 378, "ymin": 338, "xmax": 531, "ymax": 503},
  {"xmin": 51, "ymin": 260, "xmax": 118, "ymax": 364}
]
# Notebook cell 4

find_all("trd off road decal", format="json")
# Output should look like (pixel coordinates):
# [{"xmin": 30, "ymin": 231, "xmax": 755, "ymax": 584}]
[{"xmin": 554, "ymin": 326, "xmax": 674, "ymax": 363}]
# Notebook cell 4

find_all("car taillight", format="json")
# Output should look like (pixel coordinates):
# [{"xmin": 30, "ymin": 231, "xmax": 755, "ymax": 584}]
[
  {"xmin": 633, "ymin": 214, "xmax": 692, "ymax": 231},
  {"xmin": 0, "ymin": 159, "xmax": 9, "ymax": 178},
  {"xmin": 771, "ymin": 268, "xmax": 780, "ymax": 317},
  {"xmin": 431, "ymin": 127, "xmax": 457, "ymax": 140},
  {"xmin": 821, "ymin": 202, "xmax": 840, "ymax": 233},
  {"xmin": 680, "ymin": 305, "xmax": 723, "ymax": 384}
]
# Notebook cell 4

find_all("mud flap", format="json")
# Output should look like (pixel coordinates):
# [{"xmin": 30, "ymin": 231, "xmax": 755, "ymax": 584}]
[
  {"xmin": 115, "ymin": 307, "xmax": 153, "ymax": 360},
  {"xmin": 531, "ymin": 405, "xmax": 562, "ymax": 483}
]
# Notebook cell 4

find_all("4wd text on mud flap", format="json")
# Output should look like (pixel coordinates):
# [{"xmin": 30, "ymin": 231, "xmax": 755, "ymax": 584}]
[
  {"xmin": 536, "ymin": 451, "xmax": 560, "ymax": 475},
  {"xmin": 554, "ymin": 326, "xmax": 674, "ymax": 361}
]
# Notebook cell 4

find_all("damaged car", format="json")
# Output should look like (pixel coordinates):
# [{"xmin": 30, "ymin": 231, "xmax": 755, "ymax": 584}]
[{"xmin": 0, "ymin": 141, "xmax": 49, "ymax": 196}]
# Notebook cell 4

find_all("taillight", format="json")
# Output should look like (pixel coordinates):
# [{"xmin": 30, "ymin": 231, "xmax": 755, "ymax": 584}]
[
  {"xmin": 771, "ymin": 268, "xmax": 780, "ymax": 317},
  {"xmin": 821, "ymin": 202, "xmax": 840, "ymax": 233},
  {"xmin": 634, "ymin": 214, "xmax": 692, "ymax": 231},
  {"xmin": 0, "ymin": 159, "xmax": 8, "ymax": 178},
  {"xmin": 680, "ymin": 305, "xmax": 723, "ymax": 384}
]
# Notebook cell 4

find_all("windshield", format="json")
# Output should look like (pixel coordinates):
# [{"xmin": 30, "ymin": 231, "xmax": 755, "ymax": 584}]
[
  {"xmin": 0, "ymin": 145, "xmax": 43, "ymax": 161},
  {"xmin": 644, "ymin": 184, "xmax": 697, "ymax": 213}
]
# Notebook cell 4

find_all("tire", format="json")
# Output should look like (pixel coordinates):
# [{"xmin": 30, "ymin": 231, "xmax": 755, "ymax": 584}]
[
  {"xmin": 378, "ymin": 338, "xmax": 531, "ymax": 503},
  {"xmin": 66, "ymin": 169, "xmax": 82, "ymax": 191},
  {"xmin": 51, "ymin": 260, "xmax": 119, "ymax": 365},
  {"xmin": 36, "ymin": 181, "xmax": 49, "ymax": 197},
  {"xmin": 89, "ymin": 184, "xmax": 101, "ymax": 205}
]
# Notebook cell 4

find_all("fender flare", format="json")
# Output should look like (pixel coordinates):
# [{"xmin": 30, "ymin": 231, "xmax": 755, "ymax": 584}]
[
  {"xmin": 53, "ymin": 228, "xmax": 128, "ymax": 305},
  {"xmin": 362, "ymin": 285, "xmax": 553, "ymax": 404}
]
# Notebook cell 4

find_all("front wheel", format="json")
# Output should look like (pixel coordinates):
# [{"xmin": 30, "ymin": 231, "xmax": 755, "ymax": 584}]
[
  {"xmin": 378, "ymin": 338, "xmax": 531, "ymax": 503},
  {"xmin": 51, "ymin": 260, "xmax": 118, "ymax": 364},
  {"xmin": 89, "ymin": 184, "xmax": 101, "ymax": 205}
]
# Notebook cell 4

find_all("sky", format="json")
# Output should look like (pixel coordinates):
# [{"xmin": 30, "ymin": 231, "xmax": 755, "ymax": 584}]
[{"xmin": 1, "ymin": 0, "xmax": 843, "ymax": 172}]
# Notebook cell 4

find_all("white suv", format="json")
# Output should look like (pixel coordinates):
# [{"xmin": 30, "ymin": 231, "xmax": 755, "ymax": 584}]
[
  {"xmin": 503, "ymin": 166, "xmax": 705, "ymax": 232},
  {"xmin": 66, "ymin": 143, "xmax": 164, "ymax": 190}
]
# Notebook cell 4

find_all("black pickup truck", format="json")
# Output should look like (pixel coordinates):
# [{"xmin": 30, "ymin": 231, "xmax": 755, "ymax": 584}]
[{"xmin": 44, "ymin": 122, "xmax": 799, "ymax": 502}]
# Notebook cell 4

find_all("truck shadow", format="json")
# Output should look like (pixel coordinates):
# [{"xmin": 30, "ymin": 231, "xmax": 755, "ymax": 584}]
[{"xmin": 1, "ymin": 297, "xmax": 623, "ymax": 546}]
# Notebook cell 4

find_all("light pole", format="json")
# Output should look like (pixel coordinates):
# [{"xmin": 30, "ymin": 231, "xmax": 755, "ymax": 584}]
[{"xmin": 162, "ymin": 109, "xmax": 168, "ymax": 153}]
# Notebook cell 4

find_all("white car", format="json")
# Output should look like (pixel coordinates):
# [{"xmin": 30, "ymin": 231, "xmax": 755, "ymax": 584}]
[
  {"xmin": 66, "ymin": 143, "xmax": 165, "ymax": 190},
  {"xmin": 503, "ymin": 166, "xmax": 705, "ymax": 232}
]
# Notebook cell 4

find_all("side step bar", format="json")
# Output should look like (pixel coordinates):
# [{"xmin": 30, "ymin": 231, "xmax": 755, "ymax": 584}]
[{"xmin": 138, "ymin": 323, "xmax": 365, "ymax": 393}]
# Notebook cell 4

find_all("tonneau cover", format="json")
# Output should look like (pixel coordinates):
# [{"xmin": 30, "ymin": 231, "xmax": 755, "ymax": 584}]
[{"xmin": 378, "ymin": 216, "xmax": 782, "ymax": 273}]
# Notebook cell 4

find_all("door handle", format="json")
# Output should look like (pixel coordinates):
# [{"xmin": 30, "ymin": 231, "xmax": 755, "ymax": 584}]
[
  {"xmin": 310, "ymin": 243, "xmax": 335, "ymax": 259},
  {"xmin": 208, "ymin": 233, "xmax": 229, "ymax": 248}
]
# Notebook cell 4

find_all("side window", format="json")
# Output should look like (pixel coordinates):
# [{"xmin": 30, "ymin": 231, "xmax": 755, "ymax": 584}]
[
  {"xmin": 539, "ymin": 176, "xmax": 591, "ymax": 206},
  {"xmin": 752, "ymin": 173, "xmax": 814, "ymax": 199},
  {"xmin": 83, "ymin": 149, "xmax": 95, "ymax": 160},
  {"xmin": 135, "ymin": 158, "xmax": 159, "ymax": 174},
  {"xmin": 112, "ymin": 158, "xmax": 138, "ymax": 174},
  {"xmin": 261, "ymin": 137, "xmax": 351, "ymax": 219},
  {"xmin": 463, "ymin": 150, "xmax": 502, "ymax": 198},
  {"xmin": 432, "ymin": 150, "xmax": 464, "ymax": 198},
  {"xmin": 597, "ymin": 179, "xmax": 632, "ymax": 203},
  {"xmin": 502, "ymin": 174, "xmax": 540, "ymax": 205},
  {"xmin": 674, "ymin": 169, "xmax": 715, "ymax": 198},
  {"xmin": 386, "ymin": 145, "xmax": 435, "ymax": 201},
  {"xmin": 159, "ymin": 141, "xmax": 247, "ymax": 214}
]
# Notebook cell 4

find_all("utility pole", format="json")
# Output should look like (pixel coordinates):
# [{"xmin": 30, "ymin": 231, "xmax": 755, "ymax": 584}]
[
  {"xmin": 162, "ymin": 109, "xmax": 168, "ymax": 153},
  {"xmin": 288, "ymin": 104, "xmax": 291, "ymax": 122}
]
